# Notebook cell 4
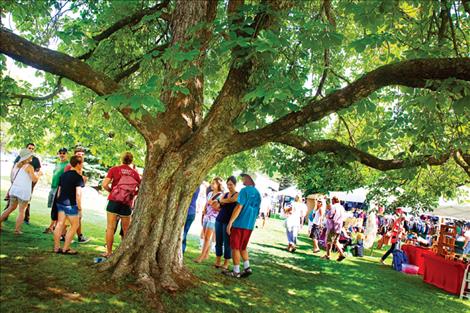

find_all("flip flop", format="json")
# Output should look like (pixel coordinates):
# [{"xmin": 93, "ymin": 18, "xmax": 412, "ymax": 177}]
[{"xmin": 62, "ymin": 249, "xmax": 78, "ymax": 255}]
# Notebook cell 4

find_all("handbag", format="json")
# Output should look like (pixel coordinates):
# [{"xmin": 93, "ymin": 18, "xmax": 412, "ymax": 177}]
[{"xmin": 4, "ymin": 166, "xmax": 22, "ymax": 200}]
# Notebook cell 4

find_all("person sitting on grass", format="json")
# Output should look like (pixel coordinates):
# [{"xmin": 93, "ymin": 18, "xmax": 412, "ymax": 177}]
[
  {"xmin": 0, "ymin": 149, "xmax": 41, "ymax": 234},
  {"xmin": 102, "ymin": 152, "xmax": 141, "ymax": 258},
  {"xmin": 53, "ymin": 155, "xmax": 84, "ymax": 255},
  {"xmin": 224, "ymin": 173, "xmax": 261, "ymax": 278}
]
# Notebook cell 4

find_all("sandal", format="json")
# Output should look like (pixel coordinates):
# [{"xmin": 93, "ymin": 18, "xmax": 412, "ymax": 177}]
[
  {"xmin": 14, "ymin": 230, "xmax": 23, "ymax": 235},
  {"xmin": 101, "ymin": 252, "xmax": 111, "ymax": 258},
  {"xmin": 62, "ymin": 249, "xmax": 78, "ymax": 255},
  {"xmin": 312, "ymin": 249, "xmax": 321, "ymax": 253},
  {"xmin": 321, "ymin": 255, "xmax": 330, "ymax": 260},
  {"xmin": 213, "ymin": 264, "xmax": 222, "ymax": 269},
  {"xmin": 53, "ymin": 248, "xmax": 63, "ymax": 254}
]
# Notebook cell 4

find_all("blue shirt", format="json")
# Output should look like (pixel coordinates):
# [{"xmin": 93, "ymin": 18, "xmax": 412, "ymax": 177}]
[
  {"xmin": 233, "ymin": 186, "xmax": 261, "ymax": 230},
  {"xmin": 187, "ymin": 187, "xmax": 200, "ymax": 216}
]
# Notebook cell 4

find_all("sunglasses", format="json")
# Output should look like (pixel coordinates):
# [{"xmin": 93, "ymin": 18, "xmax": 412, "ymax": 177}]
[{"xmin": 59, "ymin": 152, "xmax": 67, "ymax": 155}]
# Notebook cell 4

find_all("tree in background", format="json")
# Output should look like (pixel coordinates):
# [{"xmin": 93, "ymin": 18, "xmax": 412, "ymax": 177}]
[{"xmin": 1, "ymin": 0, "xmax": 469, "ymax": 292}]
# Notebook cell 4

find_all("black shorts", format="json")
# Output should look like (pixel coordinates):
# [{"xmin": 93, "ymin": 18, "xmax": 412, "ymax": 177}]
[
  {"xmin": 106, "ymin": 200, "xmax": 132, "ymax": 217},
  {"xmin": 309, "ymin": 224, "xmax": 322, "ymax": 240},
  {"xmin": 51, "ymin": 198, "xmax": 58, "ymax": 221}
]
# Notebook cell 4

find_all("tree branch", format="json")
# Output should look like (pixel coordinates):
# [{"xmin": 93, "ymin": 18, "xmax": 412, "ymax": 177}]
[
  {"xmin": 454, "ymin": 149, "xmax": 470, "ymax": 176},
  {"xmin": 236, "ymin": 57, "xmax": 470, "ymax": 150},
  {"xmin": 7, "ymin": 77, "xmax": 63, "ymax": 102},
  {"xmin": 114, "ymin": 43, "xmax": 170, "ymax": 82},
  {"xmin": 274, "ymin": 134, "xmax": 460, "ymax": 172},
  {"xmin": 200, "ymin": 0, "xmax": 292, "ymax": 135},
  {"xmin": 338, "ymin": 114, "xmax": 355, "ymax": 145},
  {"xmin": 0, "ymin": 27, "xmax": 156, "ymax": 138},
  {"xmin": 78, "ymin": 0, "xmax": 170, "ymax": 60}
]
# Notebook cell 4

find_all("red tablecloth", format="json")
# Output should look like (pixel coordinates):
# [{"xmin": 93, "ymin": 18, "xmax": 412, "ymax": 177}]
[
  {"xmin": 402, "ymin": 245, "xmax": 434, "ymax": 275},
  {"xmin": 423, "ymin": 253, "xmax": 467, "ymax": 295}
]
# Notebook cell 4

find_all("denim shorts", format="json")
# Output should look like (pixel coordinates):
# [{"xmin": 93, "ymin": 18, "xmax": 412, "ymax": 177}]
[
  {"xmin": 203, "ymin": 218, "xmax": 216, "ymax": 230},
  {"xmin": 56, "ymin": 203, "xmax": 79, "ymax": 216}
]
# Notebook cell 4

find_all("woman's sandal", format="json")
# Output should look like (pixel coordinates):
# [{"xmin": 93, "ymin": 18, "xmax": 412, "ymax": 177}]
[
  {"xmin": 213, "ymin": 264, "xmax": 221, "ymax": 269},
  {"xmin": 14, "ymin": 231, "xmax": 23, "ymax": 235},
  {"xmin": 53, "ymin": 248, "xmax": 63, "ymax": 254},
  {"xmin": 101, "ymin": 252, "xmax": 111, "ymax": 258},
  {"xmin": 62, "ymin": 249, "xmax": 78, "ymax": 255}
]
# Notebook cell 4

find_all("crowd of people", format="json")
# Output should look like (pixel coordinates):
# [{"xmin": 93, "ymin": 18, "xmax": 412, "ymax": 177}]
[
  {"xmin": 2, "ymin": 142, "xmax": 469, "ymax": 279},
  {"xmin": 1, "ymin": 143, "xmax": 264, "ymax": 279},
  {"xmin": 186, "ymin": 174, "xmax": 262, "ymax": 278},
  {"xmin": 1, "ymin": 143, "xmax": 141, "ymax": 257}
]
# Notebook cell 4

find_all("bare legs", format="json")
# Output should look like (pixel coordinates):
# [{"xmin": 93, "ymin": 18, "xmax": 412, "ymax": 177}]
[
  {"xmin": 231, "ymin": 249, "xmax": 249, "ymax": 269},
  {"xmin": 0, "ymin": 198, "xmax": 28, "ymax": 234},
  {"xmin": 324, "ymin": 233, "xmax": 345, "ymax": 259},
  {"xmin": 105, "ymin": 213, "xmax": 130, "ymax": 257},
  {"xmin": 195, "ymin": 227, "xmax": 214, "ymax": 263},
  {"xmin": 54, "ymin": 212, "xmax": 79, "ymax": 252},
  {"xmin": 312, "ymin": 238, "xmax": 320, "ymax": 252}
]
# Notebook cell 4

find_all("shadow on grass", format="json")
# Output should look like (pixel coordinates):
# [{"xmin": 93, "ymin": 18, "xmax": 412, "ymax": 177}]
[
  {"xmin": 0, "ymin": 219, "xmax": 154, "ymax": 313},
  {"xmin": 1, "ymin": 200, "xmax": 469, "ymax": 313},
  {"xmin": 175, "ymin": 234, "xmax": 470, "ymax": 313}
]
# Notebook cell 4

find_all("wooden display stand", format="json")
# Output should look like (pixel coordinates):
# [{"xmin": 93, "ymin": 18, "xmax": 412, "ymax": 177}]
[{"xmin": 437, "ymin": 224, "xmax": 457, "ymax": 257}]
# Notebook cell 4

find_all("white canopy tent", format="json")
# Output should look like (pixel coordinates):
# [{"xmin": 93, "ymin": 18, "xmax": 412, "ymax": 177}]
[
  {"xmin": 276, "ymin": 186, "xmax": 301, "ymax": 197},
  {"xmin": 329, "ymin": 187, "xmax": 368, "ymax": 203}
]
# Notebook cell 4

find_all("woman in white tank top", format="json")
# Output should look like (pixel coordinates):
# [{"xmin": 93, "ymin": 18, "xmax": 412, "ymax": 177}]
[{"xmin": 0, "ymin": 149, "xmax": 41, "ymax": 234}]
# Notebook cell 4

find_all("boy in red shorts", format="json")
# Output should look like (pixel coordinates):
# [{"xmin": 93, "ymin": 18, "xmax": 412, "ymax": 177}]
[{"xmin": 225, "ymin": 173, "xmax": 261, "ymax": 278}]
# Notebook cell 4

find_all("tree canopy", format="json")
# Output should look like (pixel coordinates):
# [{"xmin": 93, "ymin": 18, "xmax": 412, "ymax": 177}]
[
  {"xmin": 1, "ymin": 0, "xmax": 469, "ymax": 291},
  {"xmin": 1, "ymin": 0, "xmax": 470, "ymax": 205}
]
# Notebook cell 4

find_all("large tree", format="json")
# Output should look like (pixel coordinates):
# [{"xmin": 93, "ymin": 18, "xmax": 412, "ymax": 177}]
[{"xmin": 1, "ymin": 0, "xmax": 469, "ymax": 292}]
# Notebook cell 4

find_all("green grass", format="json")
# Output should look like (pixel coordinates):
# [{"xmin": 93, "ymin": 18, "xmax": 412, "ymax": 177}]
[{"xmin": 1, "ymin": 183, "xmax": 469, "ymax": 313}]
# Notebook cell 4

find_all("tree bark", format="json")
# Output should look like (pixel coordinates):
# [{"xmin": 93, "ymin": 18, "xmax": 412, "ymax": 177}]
[
  {"xmin": 273, "ymin": 134, "xmax": 465, "ymax": 172},
  {"xmin": 99, "ymin": 138, "xmax": 226, "ymax": 292}
]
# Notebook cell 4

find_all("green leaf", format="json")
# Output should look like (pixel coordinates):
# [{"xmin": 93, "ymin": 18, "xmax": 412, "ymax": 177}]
[{"xmin": 453, "ymin": 96, "xmax": 470, "ymax": 114}]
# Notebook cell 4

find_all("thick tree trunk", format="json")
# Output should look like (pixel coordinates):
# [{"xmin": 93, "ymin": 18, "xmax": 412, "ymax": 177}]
[{"xmin": 99, "ymin": 143, "xmax": 225, "ymax": 293}]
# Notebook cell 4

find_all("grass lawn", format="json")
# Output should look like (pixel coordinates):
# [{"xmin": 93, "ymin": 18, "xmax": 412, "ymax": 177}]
[{"xmin": 0, "ymin": 182, "xmax": 468, "ymax": 313}]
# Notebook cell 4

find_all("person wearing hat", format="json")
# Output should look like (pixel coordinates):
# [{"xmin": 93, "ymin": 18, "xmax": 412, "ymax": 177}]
[
  {"xmin": 224, "ymin": 173, "xmax": 261, "ymax": 278},
  {"xmin": 0, "ymin": 148, "xmax": 42, "ymax": 234},
  {"xmin": 4, "ymin": 143, "xmax": 41, "ymax": 224},
  {"xmin": 44, "ymin": 148, "xmax": 69, "ymax": 234}
]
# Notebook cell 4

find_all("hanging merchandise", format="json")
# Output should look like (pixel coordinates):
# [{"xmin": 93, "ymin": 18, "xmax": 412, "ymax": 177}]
[{"xmin": 364, "ymin": 211, "xmax": 378, "ymax": 249}]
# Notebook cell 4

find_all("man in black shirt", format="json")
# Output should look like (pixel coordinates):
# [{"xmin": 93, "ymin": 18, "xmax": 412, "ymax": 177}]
[{"xmin": 5, "ymin": 143, "xmax": 41, "ymax": 224}]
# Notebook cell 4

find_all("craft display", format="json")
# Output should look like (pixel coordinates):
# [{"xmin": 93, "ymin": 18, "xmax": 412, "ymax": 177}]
[{"xmin": 437, "ymin": 224, "xmax": 457, "ymax": 257}]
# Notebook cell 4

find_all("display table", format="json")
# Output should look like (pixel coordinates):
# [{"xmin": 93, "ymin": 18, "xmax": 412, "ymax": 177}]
[
  {"xmin": 402, "ymin": 245, "xmax": 434, "ymax": 275},
  {"xmin": 423, "ymin": 253, "xmax": 466, "ymax": 295}
]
